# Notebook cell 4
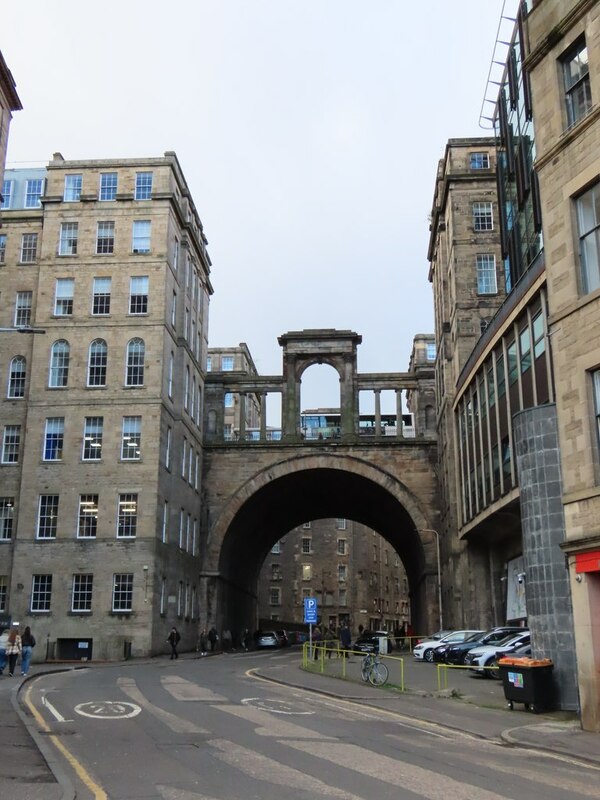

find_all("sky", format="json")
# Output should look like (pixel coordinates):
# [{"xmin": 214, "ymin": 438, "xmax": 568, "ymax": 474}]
[{"xmin": 1, "ymin": 1, "xmax": 513, "ymax": 417}]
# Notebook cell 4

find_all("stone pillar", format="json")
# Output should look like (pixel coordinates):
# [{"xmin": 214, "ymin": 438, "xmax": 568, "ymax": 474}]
[
  {"xmin": 395, "ymin": 390, "xmax": 404, "ymax": 438},
  {"xmin": 281, "ymin": 354, "xmax": 299, "ymax": 440},
  {"xmin": 374, "ymin": 390, "xmax": 382, "ymax": 436},
  {"xmin": 512, "ymin": 404, "xmax": 579, "ymax": 712},
  {"xmin": 238, "ymin": 393, "xmax": 246, "ymax": 441},
  {"xmin": 340, "ymin": 356, "xmax": 356, "ymax": 440},
  {"xmin": 260, "ymin": 393, "xmax": 267, "ymax": 441}
]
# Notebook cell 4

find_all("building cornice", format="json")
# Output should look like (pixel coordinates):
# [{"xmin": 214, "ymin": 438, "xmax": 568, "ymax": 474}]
[
  {"xmin": 0, "ymin": 51, "xmax": 22, "ymax": 110},
  {"xmin": 524, "ymin": 0, "xmax": 595, "ymax": 72},
  {"xmin": 534, "ymin": 104, "xmax": 600, "ymax": 171}
]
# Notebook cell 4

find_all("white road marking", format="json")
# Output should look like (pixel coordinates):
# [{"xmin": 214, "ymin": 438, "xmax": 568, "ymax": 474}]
[
  {"xmin": 161, "ymin": 675, "xmax": 226, "ymax": 702},
  {"xmin": 209, "ymin": 737, "xmax": 364, "ymax": 799},
  {"xmin": 42, "ymin": 695, "xmax": 73, "ymax": 723},
  {"xmin": 285, "ymin": 739, "xmax": 515, "ymax": 800},
  {"xmin": 157, "ymin": 787, "xmax": 219, "ymax": 800},
  {"xmin": 74, "ymin": 701, "xmax": 141, "ymax": 719},
  {"xmin": 218, "ymin": 703, "xmax": 332, "ymax": 739},
  {"xmin": 454, "ymin": 746, "xmax": 600, "ymax": 795},
  {"xmin": 117, "ymin": 677, "xmax": 206, "ymax": 733},
  {"xmin": 241, "ymin": 696, "xmax": 315, "ymax": 715}
]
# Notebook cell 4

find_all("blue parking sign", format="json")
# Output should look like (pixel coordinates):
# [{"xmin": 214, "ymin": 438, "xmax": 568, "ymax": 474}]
[{"xmin": 304, "ymin": 597, "xmax": 318, "ymax": 624}]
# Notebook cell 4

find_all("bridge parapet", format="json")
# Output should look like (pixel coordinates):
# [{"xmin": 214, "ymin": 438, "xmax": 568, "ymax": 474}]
[{"xmin": 203, "ymin": 329, "xmax": 436, "ymax": 444}]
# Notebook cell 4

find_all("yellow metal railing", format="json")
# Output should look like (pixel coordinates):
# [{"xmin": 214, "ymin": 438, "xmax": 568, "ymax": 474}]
[
  {"xmin": 302, "ymin": 641, "xmax": 405, "ymax": 691},
  {"xmin": 437, "ymin": 662, "xmax": 499, "ymax": 691}
]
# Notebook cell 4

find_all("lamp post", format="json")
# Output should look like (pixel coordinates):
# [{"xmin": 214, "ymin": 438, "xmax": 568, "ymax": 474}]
[{"xmin": 418, "ymin": 528, "xmax": 443, "ymax": 631}]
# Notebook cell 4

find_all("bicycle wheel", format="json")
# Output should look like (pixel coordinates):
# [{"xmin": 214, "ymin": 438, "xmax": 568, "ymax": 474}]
[
  {"xmin": 361, "ymin": 655, "xmax": 372, "ymax": 682},
  {"xmin": 368, "ymin": 661, "xmax": 389, "ymax": 686}
]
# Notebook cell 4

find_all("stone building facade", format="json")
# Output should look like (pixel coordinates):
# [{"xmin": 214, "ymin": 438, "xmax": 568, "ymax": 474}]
[
  {"xmin": 207, "ymin": 344, "xmax": 261, "ymax": 439},
  {"xmin": 429, "ymin": 0, "xmax": 600, "ymax": 729},
  {"xmin": 0, "ymin": 153, "xmax": 212, "ymax": 660},
  {"xmin": 0, "ymin": 49, "xmax": 22, "ymax": 215},
  {"xmin": 427, "ymin": 138, "xmax": 510, "ymax": 630},
  {"xmin": 258, "ymin": 518, "xmax": 410, "ymax": 637},
  {"xmin": 524, "ymin": 0, "xmax": 600, "ymax": 732}
]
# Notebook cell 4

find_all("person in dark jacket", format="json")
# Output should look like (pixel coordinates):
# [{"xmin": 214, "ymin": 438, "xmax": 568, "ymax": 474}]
[
  {"xmin": 340, "ymin": 623, "xmax": 352, "ymax": 657},
  {"xmin": 167, "ymin": 627, "xmax": 181, "ymax": 659},
  {"xmin": 21, "ymin": 626, "xmax": 36, "ymax": 676},
  {"xmin": 208, "ymin": 627, "xmax": 218, "ymax": 652}
]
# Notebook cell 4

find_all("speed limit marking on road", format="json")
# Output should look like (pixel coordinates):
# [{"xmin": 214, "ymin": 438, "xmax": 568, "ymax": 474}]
[
  {"xmin": 241, "ymin": 697, "xmax": 314, "ymax": 715},
  {"xmin": 74, "ymin": 701, "xmax": 141, "ymax": 719}
]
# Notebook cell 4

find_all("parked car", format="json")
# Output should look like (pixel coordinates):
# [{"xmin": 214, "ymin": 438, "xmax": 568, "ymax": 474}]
[
  {"xmin": 276, "ymin": 630, "xmax": 290, "ymax": 647},
  {"xmin": 413, "ymin": 630, "xmax": 481, "ymax": 662},
  {"xmin": 443, "ymin": 626, "xmax": 525, "ymax": 665},
  {"xmin": 465, "ymin": 631, "xmax": 531, "ymax": 677},
  {"xmin": 432, "ymin": 630, "xmax": 485, "ymax": 663},
  {"xmin": 352, "ymin": 630, "xmax": 394, "ymax": 654},
  {"xmin": 255, "ymin": 630, "xmax": 281, "ymax": 648}
]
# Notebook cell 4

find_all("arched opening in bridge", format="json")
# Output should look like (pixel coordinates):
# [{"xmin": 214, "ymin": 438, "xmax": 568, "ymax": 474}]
[
  {"xmin": 258, "ymin": 520, "xmax": 410, "ymax": 635},
  {"xmin": 211, "ymin": 464, "xmax": 439, "ymax": 638}
]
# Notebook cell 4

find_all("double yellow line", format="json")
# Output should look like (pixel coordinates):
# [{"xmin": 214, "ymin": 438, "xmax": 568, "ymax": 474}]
[{"xmin": 24, "ymin": 682, "xmax": 108, "ymax": 800}]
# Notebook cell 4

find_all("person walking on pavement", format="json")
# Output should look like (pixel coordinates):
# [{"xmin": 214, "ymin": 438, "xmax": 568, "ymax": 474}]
[
  {"xmin": 0, "ymin": 626, "xmax": 9, "ymax": 675},
  {"xmin": 199, "ymin": 628, "xmax": 209, "ymax": 655},
  {"xmin": 208, "ymin": 626, "xmax": 218, "ymax": 652},
  {"xmin": 167, "ymin": 626, "xmax": 181, "ymax": 659},
  {"xmin": 340, "ymin": 622, "xmax": 352, "ymax": 658},
  {"xmin": 6, "ymin": 624, "xmax": 22, "ymax": 677},
  {"xmin": 20, "ymin": 626, "xmax": 35, "ymax": 676}
]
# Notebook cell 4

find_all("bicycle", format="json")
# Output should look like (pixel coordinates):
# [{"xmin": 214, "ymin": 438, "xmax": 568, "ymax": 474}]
[{"xmin": 360, "ymin": 652, "xmax": 389, "ymax": 686}]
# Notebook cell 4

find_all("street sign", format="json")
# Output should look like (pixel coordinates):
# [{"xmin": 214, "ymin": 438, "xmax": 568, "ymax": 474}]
[{"xmin": 304, "ymin": 597, "xmax": 318, "ymax": 624}]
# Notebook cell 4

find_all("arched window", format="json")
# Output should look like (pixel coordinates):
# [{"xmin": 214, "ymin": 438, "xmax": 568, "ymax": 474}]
[
  {"xmin": 49, "ymin": 340, "xmax": 70, "ymax": 388},
  {"xmin": 7, "ymin": 356, "xmax": 26, "ymax": 398},
  {"xmin": 125, "ymin": 338, "xmax": 145, "ymax": 386},
  {"xmin": 88, "ymin": 339, "xmax": 107, "ymax": 387}
]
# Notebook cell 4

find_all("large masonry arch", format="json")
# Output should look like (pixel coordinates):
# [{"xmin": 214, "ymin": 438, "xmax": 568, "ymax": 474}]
[{"xmin": 200, "ymin": 450, "xmax": 440, "ymax": 635}]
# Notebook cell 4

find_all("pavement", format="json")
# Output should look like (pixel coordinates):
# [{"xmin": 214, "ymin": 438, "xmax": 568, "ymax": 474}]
[{"xmin": 0, "ymin": 649, "xmax": 598, "ymax": 799}]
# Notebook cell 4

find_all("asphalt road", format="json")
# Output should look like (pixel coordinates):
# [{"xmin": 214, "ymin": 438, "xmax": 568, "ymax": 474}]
[{"xmin": 24, "ymin": 650, "xmax": 598, "ymax": 800}]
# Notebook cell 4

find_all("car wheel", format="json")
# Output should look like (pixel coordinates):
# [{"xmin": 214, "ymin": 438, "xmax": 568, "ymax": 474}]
[
  {"xmin": 487, "ymin": 657, "xmax": 502, "ymax": 679},
  {"xmin": 424, "ymin": 648, "xmax": 434, "ymax": 663}
]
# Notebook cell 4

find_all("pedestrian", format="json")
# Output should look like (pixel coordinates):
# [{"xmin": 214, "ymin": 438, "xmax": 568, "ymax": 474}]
[
  {"xmin": 240, "ymin": 628, "xmax": 250, "ymax": 651},
  {"xmin": 0, "ymin": 626, "xmax": 9, "ymax": 675},
  {"xmin": 199, "ymin": 628, "xmax": 208, "ymax": 655},
  {"xmin": 208, "ymin": 626, "xmax": 218, "ymax": 652},
  {"xmin": 312, "ymin": 625, "xmax": 322, "ymax": 660},
  {"xmin": 6, "ymin": 624, "xmax": 22, "ymax": 677},
  {"xmin": 21, "ymin": 626, "xmax": 36, "ymax": 676},
  {"xmin": 406, "ymin": 622, "xmax": 415, "ymax": 651},
  {"xmin": 222, "ymin": 628, "xmax": 232, "ymax": 651},
  {"xmin": 167, "ymin": 626, "xmax": 180, "ymax": 660},
  {"xmin": 340, "ymin": 623, "xmax": 352, "ymax": 658}
]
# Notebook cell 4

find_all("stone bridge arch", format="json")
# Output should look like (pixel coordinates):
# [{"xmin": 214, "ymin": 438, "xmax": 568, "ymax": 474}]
[{"xmin": 201, "ymin": 451, "xmax": 440, "ymax": 636}]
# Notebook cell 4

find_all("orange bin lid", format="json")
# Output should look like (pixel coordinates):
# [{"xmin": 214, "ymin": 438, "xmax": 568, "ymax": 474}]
[{"xmin": 498, "ymin": 656, "xmax": 553, "ymax": 667}]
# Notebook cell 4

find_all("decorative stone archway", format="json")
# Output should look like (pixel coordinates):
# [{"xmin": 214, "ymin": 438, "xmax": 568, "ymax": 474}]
[{"xmin": 278, "ymin": 329, "xmax": 362, "ymax": 441}]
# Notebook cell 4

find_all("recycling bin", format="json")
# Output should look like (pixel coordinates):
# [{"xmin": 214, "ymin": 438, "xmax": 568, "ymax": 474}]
[{"xmin": 498, "ymin": 656, "xmax": 554, "ymax": 713}]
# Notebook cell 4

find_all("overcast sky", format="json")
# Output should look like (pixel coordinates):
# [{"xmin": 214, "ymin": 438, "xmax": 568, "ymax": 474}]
[{"xmin": 2, "ymin": 1, "xmax": 512, "ymax": 417}]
